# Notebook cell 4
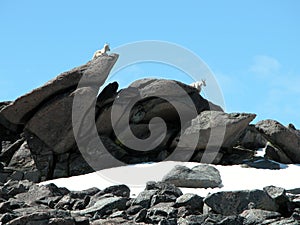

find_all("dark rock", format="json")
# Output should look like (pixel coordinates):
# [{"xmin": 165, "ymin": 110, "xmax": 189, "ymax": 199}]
[
  {"xmin": 240, "ymin": 209, "xmax": 281, "ymax": 225},
  {"xmin": 70, "ymin": 187, "xmax": 100, "ymax": 199},
  {"xmin": 55, "ymin": 194, "xmax": 76, "ymax": 210},
  {"xmin": 191, "ymin": 149, "xmax": 224, "ymax": 164},
  {"xmin": 48, "ymin": 217, "xmax": 75, "ymax": 225},
  {"xmin": 0, "ymin": 213, "xmax": 17, "ymax": 224},
  {"xmin": 204, "ymin": 189, "xmax": 279, "ymax": 216},
  {"xmin": 99, "ymin": 184, "xmax": 130, "ymax": 198},
  {"xmin": 255, "ymin": 120, "xmax": 300, "ymax": 163},
  {"xmin": 179, "ymin": 111, "xmax": 256, "ymax": 154},
  {"xmin": 162, "ymin": 164, "xmax": 222, "ymax": 188},
  {"xmin": 238, "ymin": 125, "xmax": 267, "ymax": 150},
  {"xmin": 126, "ymin": 205, "xmax": 144, "ymax": 215},
  {"xmin": 6, "ymin": 212, "xmax": 51, "ymax": 225},
  {"xmin": 146, "ymin": 181, "xmax": 183, "ymax": 197},
  {"xmin": 242, "ymin": 158, "xmax": 283, "ymax": 170},
  {"xmin": 73, "ymin": 196, "xmax": 90, "ymax": 210},
  {"xmin": 220, "ymin": 146, "xmax": 255, "ymax": 165},
  {"xmin": 146, "ymin": 202, "xmax": 177, "ymax": 224},
  {"xmin": 7, "ymin": 141, "xmax": 37, "ymax": 173},
  {"xmin": 265, "ymin": 142, "xmax": 293, "ymax": 164},
  {"xmin": 0, "ymin": 137, "xmax": 25, "ymax": 166},
  {"xmin": 1, "ymin": 179, "xmax": 33, "ymax": 199},
  {"xmin": 71, "ymin": 196, "xmax": 128, "ymax": 217},
  {"xmin": 217, "ymin": 215, "xmax": 245, "ymax": 225},
  {"xmin": 129, "ymin": 78, "xmax": 223, "ymax": 121},
  {"xmin": 134, "ymin": 208, "xmax": 147, "ymax": 222},
  {"xmin": 74, "ymin": 216, "xmax": 90, "ymax": 225},
  {"xmin": 150, "ymin": 193, "xmax": 177, "ymax": 207},
  {"xmin": 178, "ymin": 214, "xmax": 226, "ymax": 225},
  {"xmin": 174, "ymin": 193, "xmax": 204, "ymax": 211},
  {"xmin": 15, "ymin": 183, "xmax": 69, "ymax": 205},
  {"xmin": 24, "ymin": 131, "xmax": 54, "ymax": 180},
  {"xmin": 131, "ymin": 189, "xmax": 158, "ymax": 208},
  {"xmin": 0, "ymin": 201, "xmax": 11, "ymax": 213},
  {"xmin": 264, "ymin": 185, "xmax": 293, "ymax": 216}
]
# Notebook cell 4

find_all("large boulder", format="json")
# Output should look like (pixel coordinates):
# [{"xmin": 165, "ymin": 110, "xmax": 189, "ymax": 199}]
[
  {"xmin": 255, "ymin": 120, "xmax": 300, "ymax": 163},
  {"xmin": 204, "ymin": 189, "xmax": 279, "ymax": 216},
  {"xmin": 162, "ymin": 164, "xmax": 222, "ymax": 188},
  {"xmin": 126, "ymin": 78, "xmax": 223, "ymax": 125},
  {"xmin": 177, "ymin": 111, "xmax": 256, "ymax": 162},
  {"xmin": 0, "ymin": 55, "xmax": 118, "ymax": 125},
  {"xmin": 1, "ymin": 54, "xmax": 118, "ymax": 180}
]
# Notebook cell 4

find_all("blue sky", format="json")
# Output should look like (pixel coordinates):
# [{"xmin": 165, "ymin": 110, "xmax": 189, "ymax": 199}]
[{"xmin": 0, "ymin": 1, "xmax": 299, "ymax": 127}]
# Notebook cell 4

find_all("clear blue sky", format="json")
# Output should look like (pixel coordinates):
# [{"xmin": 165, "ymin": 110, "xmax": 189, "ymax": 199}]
[{"xmin": 1, "ymin": 1, "xmax": 299, "ymax": 127}]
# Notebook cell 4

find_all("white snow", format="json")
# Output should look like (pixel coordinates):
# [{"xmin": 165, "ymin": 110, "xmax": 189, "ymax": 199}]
[{"xmin": 41, "ymin": 161, "xmax": 300, "ymax": 197}]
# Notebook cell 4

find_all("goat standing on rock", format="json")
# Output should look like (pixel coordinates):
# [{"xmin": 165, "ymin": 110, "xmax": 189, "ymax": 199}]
[
  {"xmin": 92, "ymin": 43, "xmax": 110, "ymax": 59},
  {"xmin": 190, "ymin": 79, "xmax": 206, "ymax": 93}
]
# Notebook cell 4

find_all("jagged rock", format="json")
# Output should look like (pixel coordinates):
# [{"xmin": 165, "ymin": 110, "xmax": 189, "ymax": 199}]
[
  {"xmin": 71, "ymin": 196, "xmax": 128, "ymax": 217},
  {"xmin": 0, "ymin": 55, "xmax": 118, "ymax": 125},
  {"xmin": 146, "ymin": 202, "xmax": 177, "ymax": 224},
  {"xmin": 0, "ymin": 179, "xmax": 33, "ymax": 200},
  {"xmin": 174, "ymin": 193, "xmax": 204, "ymax": 211},
  {"xmin": 145, "ymin": 181, "xmax": 183, "ymax": 198},
  {"xmin": 220, "ymin": 146, "xmax": 255, "ymax": 165},
  {"xmin": 177, "ymin": 214, "xmax": 227, "ymax": 225},
  {"xmin": 178, "ymin": 111, "xmax": 256, "ymax": 153},
  {"xmin": 240, "ymin": 209, "xmax": 281, "ymax": 225},
  {"xmin": 238, "ymin": 125, "xmax": 267, "ymax": 150},
  {"xmin": 242, "ymin": 158, "xmax": 283, "ymax": 170},
  {"xmin": 131, "ymin": 189, "xmax": 158, "ymax": 208},
  {"xmin": 204, "ymin": 189, "xmax": 279, "ymax": 216},
  {"xmin": 162, "ymin": 164, "xmax": 222, "ymax": 188},
  {"xmin": 134, "ymin": 208, "xmax": 147, "ymax": 222},
  {"xmin": 265, "ymin": 142, "xmax": 294, "ymax": 164},
  {"xmin": 15, "ymin": 183, "xmax": 69, "ymax": 205},
  {"xmin": 255, "ymin": 120, "xmax": 300, "ymax": 163},
  {"xmin": 0, "ymin": 138, "xmax": 25, "ymax": 166},
  {"xmin": 69, "ymin": 187, "xmax": 100, "ymax": 199},
  {"xmin": 99, "ymin": 184, "xmax": 130, "ymax": 198},
  {"xmin": 264, "ymin": 186, "xmax": 293, "ymax": 216}
]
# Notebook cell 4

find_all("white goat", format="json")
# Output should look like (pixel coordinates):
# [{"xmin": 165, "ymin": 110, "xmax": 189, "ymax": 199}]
[
  {"xmin": 190, "ymin": 79, "xmax": 206, "ymax": 93},
  {"xmin": 92, "ymin": 43, "xmax": 110, "ymax": 59}
]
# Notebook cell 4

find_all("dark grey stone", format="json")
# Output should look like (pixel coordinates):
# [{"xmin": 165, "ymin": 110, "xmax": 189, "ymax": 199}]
[{"xmin": 162, "ymin": 164, "xmax": 222, "ymax": 188}]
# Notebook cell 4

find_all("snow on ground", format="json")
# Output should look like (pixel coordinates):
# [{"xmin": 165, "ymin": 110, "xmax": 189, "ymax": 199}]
[{"xmin": 41, "ymin": 161, "xmax": 300, "ymax": 197}]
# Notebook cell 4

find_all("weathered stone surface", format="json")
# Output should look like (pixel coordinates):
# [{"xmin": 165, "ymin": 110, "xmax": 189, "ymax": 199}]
[
  {"xmin": 15, "ymin": 183, "xmax": 68, "ymax": 205},
  {"xmin": 256, "ymin": 119, "xmax": 300, "ymax": 163},
  {"xmin": 179, "ymin": 111, "xmax": 256, "ymax": 151},
  {"xmin": 127, "ymin": 78, "xmax": 223, "ymax": 124},
  {"xmin": 0, "ymin": 54, "xmax": 118, "ymax": 125},
  {"xmin": 238, "ymin": 125, "xmax": 267, "ymax": 150},
  {"xmin": 99, "ymin": 184, "xmax": 130, "ymax": 198},
  {"xmin": 265, "ymin": 142, "xmax": 294, "ymax": 164},
  {"xmin": 240, "ymin": 209, "xmax": 281, "ymax": 225},
  {"xmin": 0, "ymin": 138, "xmax": 25, "ymax": 166},
  {"xmin": 146, "ymin": 202, "xmax": 177, "ymax": 223},
  {"xmin": 131, "ymin": 189, "xmax": 158, "ymax": 208},
  {"xmin": 204, "ymin": 189, "xmax": 279, "ymax": 216},
  {"xmin": 71, "ymin": 196, "xmax": 127, "ymax": 217},
  {"xmin": 174, "ymin": 193, "xmax": 204, "ymax": 211},
  {"xmin": 162, "ymin": 164, "xmax": 222, "ymax": 188}
]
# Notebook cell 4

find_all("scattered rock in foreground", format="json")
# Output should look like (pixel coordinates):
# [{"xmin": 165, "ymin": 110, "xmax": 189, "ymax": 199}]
[
  {"xmin": 162, "ymin": 164, "xmax": 222, "ymax": 188},
  {"xmin": 0, "ymin": 180, "xmax": 299, "ymax": 224}
]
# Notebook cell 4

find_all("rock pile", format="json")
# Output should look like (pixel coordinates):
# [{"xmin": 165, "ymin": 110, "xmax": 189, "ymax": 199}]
[
  {"xmin": 1, "ymin": 54, "xmax": 299, "ymax": 183},
  {"xmin": 1, "ymin": 179, "xmax": 300, "ymax": 224}
]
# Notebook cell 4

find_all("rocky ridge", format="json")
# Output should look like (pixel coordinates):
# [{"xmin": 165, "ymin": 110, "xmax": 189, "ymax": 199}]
[{"xmin": 0, "ymin": 53, "xmax": 300, "ymax": 224}]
